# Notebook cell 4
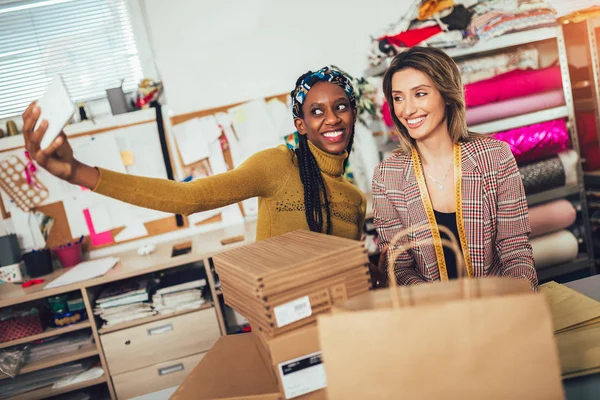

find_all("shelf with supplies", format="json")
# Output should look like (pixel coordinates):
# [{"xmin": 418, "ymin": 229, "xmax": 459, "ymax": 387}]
[
  {"xmin": 469, "ymin": 106, "xmax": 569, "ymax": 135},
  {"xmin": 536, "ymin": 255, "xmax": 594, "ymax": 283},
  {"xmin": 98, "ymin": 302, "xmax": 213, "ymax": 335},
  {"xmin": 10, "ymin": 376, "xmax": 107, "ymax": 400},
  {"xmin": 0, "ymin": 343, "xmax": 98, "ymax": 380},
  {"xmin": 527, "ymin": 184, "xmax": 581, "ymax": 207},
  {"xmin": 364, "ymin": 26, "xmax": 559, "ymax": 77},
  {"xmin": 0, "ymin": 320, "xmax": 91, "ymax": 350}
]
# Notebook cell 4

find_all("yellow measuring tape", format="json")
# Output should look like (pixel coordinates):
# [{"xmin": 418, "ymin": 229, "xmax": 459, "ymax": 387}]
[{"xmin": 411, "ymin": 144, "xmax": 473, "ymax": 281}]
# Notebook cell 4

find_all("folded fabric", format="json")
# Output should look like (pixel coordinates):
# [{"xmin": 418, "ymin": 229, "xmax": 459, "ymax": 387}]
[
  {"xmin": 469, "ymin": 8, "xmax": 557, "ymax": 41},
  {"xmin": 492, "ymin": 119, "xmax": 569, "ymax": 164},
  {"xmin": 465, "ymin": 66, "xmax": 562, "ymax": 108},
  {"xmin": 457, "ymin": 46, "xmax": 539, "ymax": 85},
  {"xmin": 531, "ymin": 230, "xmax": 579, "ymax": 270},
  {"xmin": 419, "ymin": 0, "xmax": 454, "ymax": 20},
  {"xmin": 519, "ymin": 150, "xmax": 578, "ymax": 195},
  {"xmin": 467, "ymin": 89, "xmax": 565, "ymax": 126},
  {"xmin": 440, "ymin": 4, "xmax": 474, "ymax": 30},
  {"xmin": 381, "ymin": 25, "xmax": 442, "ymax": 48},
  {"xmin": 529, "ymin": 200, "xmax": 577, "ymax": 238}
]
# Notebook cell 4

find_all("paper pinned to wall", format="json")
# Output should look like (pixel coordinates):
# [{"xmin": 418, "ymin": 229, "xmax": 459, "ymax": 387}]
[
  {"xmin": 216, "ymin": 112, "xmax": 242, "ymax": 168},
  {"xmin": 72, "ymin": 133, "xmax": 127, "ymax": 174},
  {"xmin": 228, "ymin": 99, "xmax": 281, "ymax": 164},
  {"xmin": 114, "ymin": 221, "xmax": 149, "ymax": 243},
  {"xmin": 114, "ymin": 122, "xmax": 168, "ymax": 178},
  {"xmin": 267, "ymin": 98, "xmax": 296, "ymax": 139},
  {"xmin": 173, "ymin": 118, "xmax": 211, "ymax": 166},
  {"xmin": 8, "ymin": 205, "xmax": 46, "ymax": 252},
  {"xmin": 208, "ymin": 138, "xmax": 228, "ymax": 175},
  {"xmin": 88, "ymin": 204, "xmax": 113, "ymax": 233}
]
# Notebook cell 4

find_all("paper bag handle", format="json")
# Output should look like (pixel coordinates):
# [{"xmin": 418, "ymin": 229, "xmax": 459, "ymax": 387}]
[{"xmin": 385, "ymin": 223, "xmax": 465, "ymax": 309}]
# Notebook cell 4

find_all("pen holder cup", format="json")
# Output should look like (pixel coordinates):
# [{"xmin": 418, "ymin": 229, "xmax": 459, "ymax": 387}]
[
  {"xmin": 54, "ymin": 244, "xmax": 82, "ymax": 268},
  {"xmin": 22, "ymin": 249, "xmax": 53, "ymax": 278}
]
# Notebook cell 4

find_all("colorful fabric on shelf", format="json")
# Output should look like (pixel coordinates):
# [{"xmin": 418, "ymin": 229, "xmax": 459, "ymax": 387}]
[
  {"xmin": 518, "ymin": 150, "xmax": 578, "ymax": 195},
  {"xmin": 531, "ymin": 230, "xmax": 579, "ymax": 270},
  {"xmin": 492, "ymin": 119, "xmax": 569, "ymax": 164},
  {"xmin": 418, "ymin": 0, "xmax": 454, "ymax": 21},
  {"xmin": 457, "ymin": 46, "xmax": 539, "ymax": 85},
  {"xmin": 467, "ymin": 89, "xmax": 565, "ymax": 126},
  {"xmin": 529, "ymin": 200, "xmax": 577, "ymax": 239},
  {"xmin": 465, "ymin": 65, "xmax": 562, "ymax": 108},
  {"xmin": 380, "ymin": 25, "xmax": 443, "ymax": 48},
  {"xmin": 469, "ymin": 6, "xmax": 557, "ymax": 41}
]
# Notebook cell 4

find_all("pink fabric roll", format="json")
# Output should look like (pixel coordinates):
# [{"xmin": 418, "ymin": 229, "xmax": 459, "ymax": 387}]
[
  {"xmin": 467, "ymin": 89, "xmax": 565, "ymax": 126},
  {"xmin": 492, "ymin": 119, "xmax": 569, "ymax": 164},
  {"xmin": 528, "ymin": 199, "xmax": 577, "ymax": 239},
  {"xmin": 465, "ymin": 66, "xmax": 563, "ymax": 108}
]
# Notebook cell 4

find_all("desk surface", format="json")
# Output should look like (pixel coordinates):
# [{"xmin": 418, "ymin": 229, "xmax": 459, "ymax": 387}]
[{"xmin": 0, "ymin": 220, "xmax": 256, "ymax": 308}]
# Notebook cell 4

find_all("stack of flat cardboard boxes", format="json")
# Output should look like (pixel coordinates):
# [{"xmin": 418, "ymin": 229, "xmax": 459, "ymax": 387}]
[{"xmin": 174, "ymin": 230, "xmax": 371, "ymax": 399}]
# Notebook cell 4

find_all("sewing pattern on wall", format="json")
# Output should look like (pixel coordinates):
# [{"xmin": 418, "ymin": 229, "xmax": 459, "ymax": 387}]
[{"xmin": 0, "ymin": 153, "xmax": 49, "ymax": 211}]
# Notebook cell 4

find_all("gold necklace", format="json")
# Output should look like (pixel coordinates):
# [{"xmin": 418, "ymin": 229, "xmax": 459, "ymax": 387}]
[{"xmin": 424, "ymin": 162, "xmax": 452, "ymax": 190}]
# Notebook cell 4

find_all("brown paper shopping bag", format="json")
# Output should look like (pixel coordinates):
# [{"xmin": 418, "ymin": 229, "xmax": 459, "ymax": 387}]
[{"xmin": 318, "ymin": 224, "xmax": 564, "ymax": 399}]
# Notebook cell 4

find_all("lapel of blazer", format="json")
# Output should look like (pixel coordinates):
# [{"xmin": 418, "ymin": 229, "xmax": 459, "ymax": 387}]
[
  {"xmin": 401, "ymin": 141, "xmax": 484, "ymax": 279},
  {"xmin": 459, "ymin": 141, "xmax": 484, "ymax": 277}
]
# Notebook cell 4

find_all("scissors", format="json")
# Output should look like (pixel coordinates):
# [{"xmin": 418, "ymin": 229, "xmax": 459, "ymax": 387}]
[{"xmin": 22, "ymin": 279, "xmax": 45, "ymax": 288}]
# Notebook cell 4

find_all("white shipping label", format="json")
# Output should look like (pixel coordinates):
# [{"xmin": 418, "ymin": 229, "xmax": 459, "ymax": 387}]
[
  {"xmin": 278, "ymin": 352, "xmax": 327, "ymax": 399},
  {"xmin": 273, "ymin": 296, "xmax": 312, "ymax": 328}
]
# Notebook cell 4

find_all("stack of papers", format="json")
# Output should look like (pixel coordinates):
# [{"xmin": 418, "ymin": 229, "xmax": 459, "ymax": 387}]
[
  {"xmin": 152, "ymin": 268, "xmax": 207, "ymax": 315},
  {"xmin": 213, "ymin": 230, "xmax": 372, "ymax": 337},
  {"xmin": 94, "ymin": 279, "xmax": 155, "ymax": 326}
]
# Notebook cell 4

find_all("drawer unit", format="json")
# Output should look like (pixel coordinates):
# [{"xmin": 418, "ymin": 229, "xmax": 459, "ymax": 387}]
[
  {"xmin": 113, "ymin": 352, "xmax": 206, "ymax": 399},
  {"xmin": 102, "ymin": 308, "xmax": 220, "ymax": 374}
]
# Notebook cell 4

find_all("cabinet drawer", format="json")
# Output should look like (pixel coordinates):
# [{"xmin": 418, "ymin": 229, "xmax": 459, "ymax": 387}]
[
  {"xmin": 113, "ymin": 351, "xmax": 205, "ymax": 399},
  {"xmin": 102, "ymin": 308, "xmax": 220, "ymax": 374}
]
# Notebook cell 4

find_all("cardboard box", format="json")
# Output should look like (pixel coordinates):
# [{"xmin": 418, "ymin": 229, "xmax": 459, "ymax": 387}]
[
  {"xmin": 253, "ymin": 324, "xmax": 326, "ymax": 400},
  {"xmin": 170, "ymin": 333, "xmax": 281, "ymax": 400}
]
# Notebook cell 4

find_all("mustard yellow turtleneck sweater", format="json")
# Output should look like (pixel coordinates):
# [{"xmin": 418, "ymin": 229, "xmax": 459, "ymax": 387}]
[{"xmin": 93, "ymin": 141, "xmax": 366, "ymax": 241}]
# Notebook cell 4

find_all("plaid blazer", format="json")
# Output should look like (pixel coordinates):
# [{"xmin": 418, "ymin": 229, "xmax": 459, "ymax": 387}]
[{"xmin": 372, "ymin": 137, "xmax": 538, "ymax": 289}]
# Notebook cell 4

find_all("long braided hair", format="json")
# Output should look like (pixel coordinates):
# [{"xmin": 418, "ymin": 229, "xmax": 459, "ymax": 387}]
[{"xmin": 290, "ymin": 68, "xmax": 356, "ymax": 235}]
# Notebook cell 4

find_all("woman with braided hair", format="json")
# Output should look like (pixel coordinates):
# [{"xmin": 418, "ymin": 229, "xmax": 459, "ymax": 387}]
[{"xmin": 21, "ymin": 66, "xmax": 367, "ymax": 241}]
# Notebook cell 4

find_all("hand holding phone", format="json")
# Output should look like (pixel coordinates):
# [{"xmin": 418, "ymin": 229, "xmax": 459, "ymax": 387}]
[{"xmin": 34, "ymin": 75, "xmax": 75, "ymax": 150}]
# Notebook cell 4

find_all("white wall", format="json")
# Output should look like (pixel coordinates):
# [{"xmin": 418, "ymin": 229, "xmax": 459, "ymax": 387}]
[{"xmin": 141, "ymin": 0, "xmax": 401, "ymax": 115}]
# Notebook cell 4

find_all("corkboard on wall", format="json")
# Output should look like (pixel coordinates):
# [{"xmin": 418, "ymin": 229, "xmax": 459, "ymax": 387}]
[
  {"xmin": 0, "ymin": 115, "xmax": 193, "ymax": 252},
  {"xmin": 169, "ymin": 93, "xmax": 290, "ymax": 219}
]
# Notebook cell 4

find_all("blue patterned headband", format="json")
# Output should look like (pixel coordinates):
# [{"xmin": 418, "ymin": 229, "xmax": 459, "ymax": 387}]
[{"xmin": 291, "ymin": 66, "xmax": 356, "ymax": 119}]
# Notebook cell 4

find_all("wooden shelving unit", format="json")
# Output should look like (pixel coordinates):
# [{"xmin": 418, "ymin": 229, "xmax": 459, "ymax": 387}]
[
  {"xmin": 0, "ymin": 321, "xmax": 91, "ymax": 350},
  {"xmin": 0, "ymin": 343, "xmax": 98, "ymax": 380},
  {"xmin": 98, "ymin": 303, "xmax": 213, "ymax": 335},
  {"xmin": 10, "ymin": 376, "xmax": 107, "ymax": 400}
]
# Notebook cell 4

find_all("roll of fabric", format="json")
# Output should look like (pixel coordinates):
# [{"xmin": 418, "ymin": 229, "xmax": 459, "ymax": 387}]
[
  {"xmin": 465, "ymin": 66, "xmax": 563, "ymax": 108},
  {"xmin": 519, "ymin": 150, "xmax": 578, "ymax": 195},
  {"xmin": 520, "ymin": 157, "xmax": 565, "ymax": 195},
  {"xmin": 492, "ymin": 119, "xmax": 569, "ymax": 164},
  {"xmin": 529, "ymin": 200, "xmax": 577, "ymax": 238},
  {"xmin": 467, "ymin": 89, "xmax": 565, "ymax": 126},
  {"xmin": 531, "ymin": 230, "xmax": 579, "ymax": 270}
]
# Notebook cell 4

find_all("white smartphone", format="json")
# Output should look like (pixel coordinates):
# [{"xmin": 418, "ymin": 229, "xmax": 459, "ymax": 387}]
[{"xmin": 34, "ymin": 75, "xmax": 76, "ymax": 150}]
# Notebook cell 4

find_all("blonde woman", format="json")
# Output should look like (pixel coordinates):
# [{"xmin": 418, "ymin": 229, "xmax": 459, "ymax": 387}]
[{"xmin": 373, "ymin": 46, "xmax": 537, "ymax": 289}]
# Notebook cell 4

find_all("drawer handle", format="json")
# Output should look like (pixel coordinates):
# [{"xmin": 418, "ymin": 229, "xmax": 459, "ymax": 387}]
[
  {"xmin": 147, "ymin": 323, "xmax": 173, "ymax": 336},
  {"xmin": 158, "ymin": 363, "xmax": 184, "ymax": 376}
]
